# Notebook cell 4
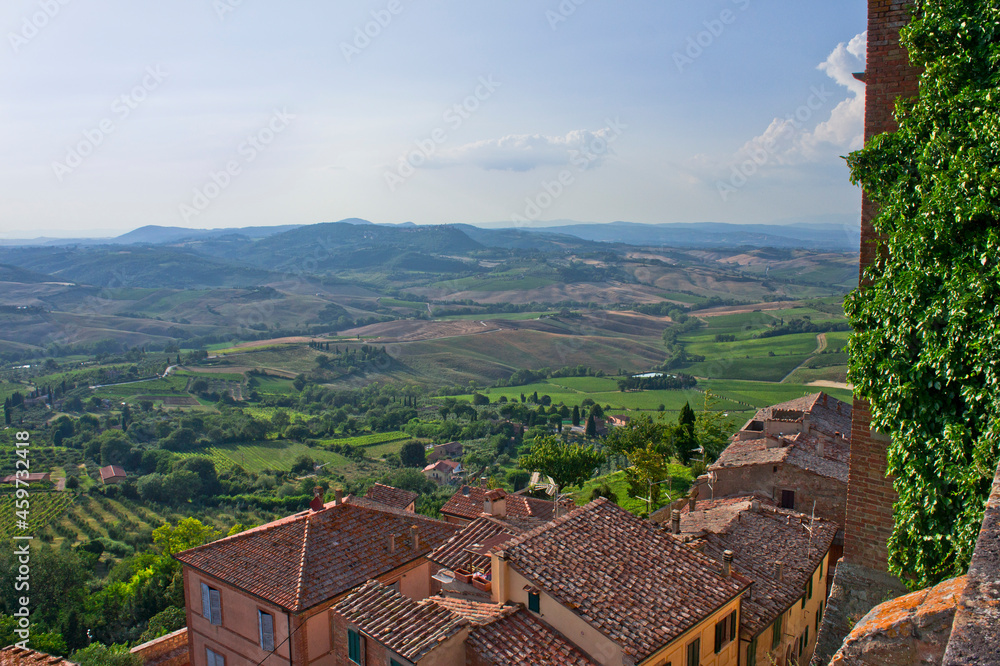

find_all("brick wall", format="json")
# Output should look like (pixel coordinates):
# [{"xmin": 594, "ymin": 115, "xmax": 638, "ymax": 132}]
[
  {"xmin": 842, "ymin": 0, "xmax": 920, "ymax": 574},
  {"xmin": 130, "ymin": 628, "xmax": 190, "ymax": 666}
]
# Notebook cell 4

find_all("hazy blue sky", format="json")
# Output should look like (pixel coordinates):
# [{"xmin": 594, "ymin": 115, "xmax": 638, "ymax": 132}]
[{"xmin": 1, "ymin": 0, "xmax": 868, "ymax": 238}]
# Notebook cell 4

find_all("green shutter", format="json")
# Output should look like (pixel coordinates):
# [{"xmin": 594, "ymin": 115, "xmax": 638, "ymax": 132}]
[
  {"xmin": 348, "ymin": 629, "xmax": 361, "ymax": 664},
  {"xmin": 528, "ymin": 592, "xmax": 540, "ymax": 613}
]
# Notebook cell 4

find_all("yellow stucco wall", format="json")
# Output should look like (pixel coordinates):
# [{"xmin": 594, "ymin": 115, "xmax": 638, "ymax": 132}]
[{"xmin": 743, "ymin": 550, "xmax": 830, "ymax": 666}]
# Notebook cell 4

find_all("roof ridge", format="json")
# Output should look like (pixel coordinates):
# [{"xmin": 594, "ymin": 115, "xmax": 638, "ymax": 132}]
[
  {"xmin": 292, "ymin": 514, "xmax": 312, "ymax": 611},
  {"xmin": 497, "ymin": 498, "xmax": 603, "ymax": 553}
]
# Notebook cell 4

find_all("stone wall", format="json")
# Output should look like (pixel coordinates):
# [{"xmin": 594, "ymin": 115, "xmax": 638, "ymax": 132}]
[{"xmin": 942, "ymin": 462, "xmax": 1000, "ymax": 665}]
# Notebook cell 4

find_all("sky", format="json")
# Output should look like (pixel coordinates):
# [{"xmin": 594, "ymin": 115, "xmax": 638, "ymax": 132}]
[{"xmin": 0, "ymin": 0, "xmax": 868, "ymax": 238}]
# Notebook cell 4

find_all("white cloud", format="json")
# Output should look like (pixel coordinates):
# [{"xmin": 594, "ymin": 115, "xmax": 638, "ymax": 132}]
[
  {"xmin": 689, "ymin": 31, "xmax": 867, "ymax": 182},
  {"xmin": 425, "ymin": 128, "xmax": 618, "ymax": 171}
]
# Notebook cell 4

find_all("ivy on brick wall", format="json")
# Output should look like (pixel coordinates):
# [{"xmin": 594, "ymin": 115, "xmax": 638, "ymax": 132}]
[{"xmin": 845, "ymin": 0, "xmax": 1000, "ymax": 589}]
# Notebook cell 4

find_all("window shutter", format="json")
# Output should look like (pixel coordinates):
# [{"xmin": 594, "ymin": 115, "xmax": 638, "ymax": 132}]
[
  {"xmin": 209, "ymin": 588, "xmax": 222, "ymax": 625},
  {"xmin": 729, "ymin": 610, "xmax": 737, "ymax": 641},
  {"xmin": 528, "ymin": 593, "xmax": 540, "ymax": 613},
  {"xmin": 201, "ymin": 583, "xmax": 211, "ymax": 619},
  {"xmin": 259, "ymin": 610, "xmax": 274, "ymax": 651},
  {"xmin": 714, "ymin": 621, "xmax": 723, "ymax": 653}
]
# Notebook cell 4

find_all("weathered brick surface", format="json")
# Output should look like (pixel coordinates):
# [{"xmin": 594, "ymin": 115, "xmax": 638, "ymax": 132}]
[{"xmin": 844, "ymin": 0, "xmax": 920, "ymax": 576}]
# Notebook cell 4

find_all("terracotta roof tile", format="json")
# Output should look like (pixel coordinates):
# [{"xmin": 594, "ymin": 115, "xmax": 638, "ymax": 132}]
[
  {"xmin": 99, "ymin": 465, "xmax": 127, "ymax": 481},
  {"xmin": 441, "ymin": 486, "xmax": 564, "ymax": 523},
  {"xmin": 427, "ymin": 515, "xmax": 522, "ymax": 572},
  {"xmin": 0, "ymin": 647, "xmax": 76, "ymax": 666},
  {"xmin": 499, "ymin": 499, "xmax": 750, "ymax": 661},
  {"xmin": 675, "ymin": 498, "xmax": 839, "ymax": 636},
  {"xmin": 427, "ymin": 596, "xmax": 510, "ymax": 625},
  {"xmin": 175, "ymin": 499, "xmax": 457, "ymax": 612},
  {"xmin": 363, "ymin": 483, "xmax": 418, "ymax": 510},
  {"xmin": 466, "ymin": 608, "xmax": 597, "ymax": 665},
  {"xmin": 710, "ymin": 393, "xmax": 851, "ymax": 482},
  {"xmin": 334, "ymin": 580, "xmax": 467, "ymax": 662}
]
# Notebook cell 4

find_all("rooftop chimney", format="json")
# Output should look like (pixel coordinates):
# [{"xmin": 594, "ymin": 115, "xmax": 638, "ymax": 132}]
[
  {"xmin": 671, "ymin": 510, "xmax": 681, "ymax": 535},
  {"xmin": 688, "ymin": 496, "xmax": 696, "ymax": 511},
  {"xmin": 410, "ymin": 525, "xmax": 420, "ymax": 551},
  {"xmin": 388, "ymin": 534, "xmax": 396, "ymax": 552},
  {"xmin": 816, "ymin": 439, "xmax": 825, "ymax": 458},
  {"xmin": 335, "ymin": 488, "xmax": 344, "ymax": 506},
  {"xmin": 751, "ymin": 499, "xmax": 761, "ymax": 513},
  {"xmin": 722, "ymin": 550, "xmax": 734, "ymax": 578},
  {"xmin": 775, "ymin": 560, "xmax": 784, "ymax": 583}
]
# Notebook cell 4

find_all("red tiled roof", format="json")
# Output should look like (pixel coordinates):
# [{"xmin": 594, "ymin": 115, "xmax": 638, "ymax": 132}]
[
  {"xmin": 441, "ymin": 486, "xmax": 562, "ymax": 522},
  {"xmin": 175, "ymin": 499, "xmax": 457, "ymax": 612},
  {"xmin": 0, "ymin": 472, "xmax": 50, "ymax": 483},
  {"xmin": 427, "ymin": 596, "xmax": 510, "ymax": 625},
  {"xmin": 710, "ymin": 393, "xmax": 851, "ymax": 482},
  {"xmin": 427, "ymin": 515, "xmax": 522, "ymax": 572},
  {"xmin": 364, "ymin": 483, "xmax": 418, "ymax": 510},
  {"xmin": 334, "ymin": 580, "xmax": 467, "ymax": 662},
  {"xmin": 466, "ymin": 608, "xmax": 597, "ymax": 665},
  {"xmin": 0, "ymin": 647, "xmax": 76, "ymax": 666},
  {"xmin": 424, "ymin": 460, "xmax": 461, "ymax": 473},
  {"xmin": 498, "ymin": 499, "xmax": 750, "ymax": 662},
  {"xmin": 99, "ymin": 465, "xmax": 127, "ymax": 481},
  {"xmin": 675, "ymin": 498, "xmax": 840, "ymax": 636}
]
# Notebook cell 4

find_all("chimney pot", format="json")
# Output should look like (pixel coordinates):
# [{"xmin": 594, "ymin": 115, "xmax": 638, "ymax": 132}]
[
  {"xmin": 722, "ymin": 550, "xmax": 734, "ymax": 578},
  {"xmin": 410, "ymin": 525, "xmax": 420, "ymax": 550},
  {"xmin": 751, "ymin": 499, "xmax": 760, "ymax": 513},
  {"xmin": 688, "ymin": 496, "xmax": 696, "ymax": 511},
  {"xmin": 775, "ymin": 560, "xmax": 784, "ymax": 583},
  {"xmin": 671, "ymin": 510, "xmax": 681, "ymax": 535},
  {"xmin": 388, "ymin": 534, "xmax": 396, "ymax": 552}
]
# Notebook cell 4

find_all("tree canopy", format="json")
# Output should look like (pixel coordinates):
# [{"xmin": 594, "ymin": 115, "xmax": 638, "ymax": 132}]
[
  {"xmin": 517, "ymin": 436, "xmax": 605, "ymax": 490},
  {"xmin": 845, "ymin": 0, "xmax": 1000, "ymax": 588}
]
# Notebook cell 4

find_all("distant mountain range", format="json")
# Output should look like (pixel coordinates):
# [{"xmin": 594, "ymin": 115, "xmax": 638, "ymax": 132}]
[{"xmin": 0, "ymin": 216, "xmax": 861, "ymax": 252}]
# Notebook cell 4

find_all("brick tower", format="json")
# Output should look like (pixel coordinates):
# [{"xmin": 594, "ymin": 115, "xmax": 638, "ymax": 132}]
[{"xmin": 811, "ymin": 2, "xmax": 920, "ymax": 663}]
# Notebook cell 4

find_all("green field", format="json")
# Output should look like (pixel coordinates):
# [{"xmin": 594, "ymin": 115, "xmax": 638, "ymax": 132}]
[
  {"xmin": 253, "ymin": 376, "xmax": 296, "ymax": 394},
  {"xmin": 0, "ymin": 491, "xmax": 74, "ymax": 539},
  {"xmin": 381, "ymin": 298, "xmax": 427, "ymax": 311},
  {"xmin": 433, "ymin": 273, "xmax": 558, "ymax": 291},
  {"xmin": 175, "ymin": 370, "xmax": 246, "ymax": 381},
  {"xmin": 570, "ymin": 466, "xmax": 695, "ymax": 516},
  {"xmin": 434, "ymin": 312, "xmax": 554, "ymax": 321},
  {"xmin": 547, "ymin": 376, "xmax": 621, "ymax": 392},
  {"xmin": 176, "ymin": 440, "xmax": 350, "ymax": 473},
  {"xmin": 93, "ymin": 375, "xmax": 189, "ymax": 398},
  {"xmin": 700, "ymin": 379, "xmax": 853, "ymax": 408}
]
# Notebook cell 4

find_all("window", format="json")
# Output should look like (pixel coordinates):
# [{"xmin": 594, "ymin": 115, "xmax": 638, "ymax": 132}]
[
  {"xmin": 780, "ymin": 489, "xmax": 795, "ymax": 509},
  {"xmin": 348, "ymin": 628, "xmax": 363, "ymax": 665},
  {"xmin": 528, "ymin": 592, "xmax": 540, "ymax": 613},
  {"xmin": 805, "ymin": 625, "xmax": 810, "ymax": 648},
  {"xmin": 816, "ymin": 601, "xmax": 824, "ymax": 632},
  {"xmin": 747, "ymin": 637, "xmax": 757, "ymax": 666},
  {"xmin": 714, "ymin": 610, "xmax": 737, "ymax": 653},
  {"xmin": 686, "ymin": 638, "xmax": 700, "ymax": 666},
  {"xmin": 206, "ymin": 648, "xmax": 225, "ymax": 666},
  {"xmin": 808, "ymin": 575, "xmax": 814, "ymax": 599},
  {"xmin": 390, "ymin": 660, "xmax": 403, "ymax": 666},
  {"xmin": 200, "ymin": 583, "xmax": 222, "ymax": 626},
  {"xmin": 801, "ymin": 595, "xmax": 806, "ymax": 610},
  {"xmin": 258, "ymin": 610, "xmax": 274, "ymax": 652},
  {"xmin": 772, "ymin": 613, "xmax": 783, "ymax": 649}
]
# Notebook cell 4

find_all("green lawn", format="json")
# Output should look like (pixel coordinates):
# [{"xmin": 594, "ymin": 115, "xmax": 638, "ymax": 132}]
[
  {"xmin": 569, "ymin": 466, "xmax": 695, "ymax": 516},
  {"xmin": 700, "ymin": 379, "xmax": 853, "ymax": 408},
  {"xmin": 546, "ymin": 376, "xmax": 621, "ymax": 393},
  {"xmin": 175, "ymin": 440, "xmax": 350, "ymax": 473},
  {"xmin": 253, "ymin": 376, "xmax": 296, "ymax": 394}
]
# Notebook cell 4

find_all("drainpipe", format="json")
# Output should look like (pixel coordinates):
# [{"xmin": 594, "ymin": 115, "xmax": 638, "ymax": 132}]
[{"xmin": 287, "ymin": 612, "xmax": 293, "ymax": 666}]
